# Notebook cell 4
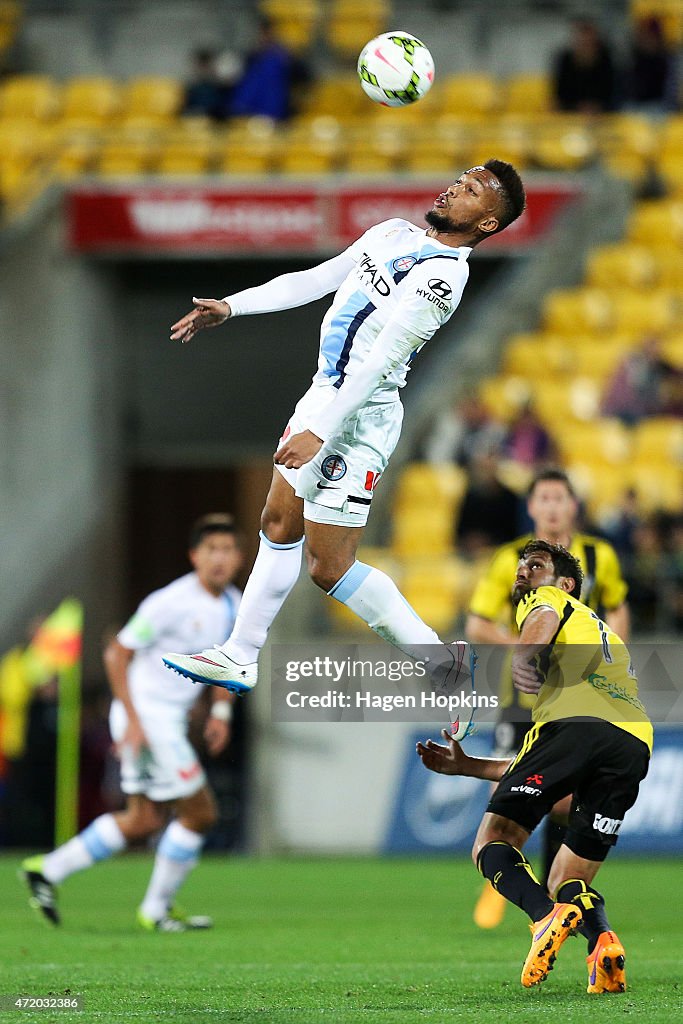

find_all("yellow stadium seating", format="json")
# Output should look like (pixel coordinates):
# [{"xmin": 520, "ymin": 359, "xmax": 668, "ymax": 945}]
[
  {"xmin": 156, "ymin": 139, "xmax": 215, "ymax": 176},
  {"xmin": 393, "ymin": 463, "xmax": 468, "ymax": 510},
  {"xmin": 62, "ymin": 77, "xmax": 122, "ymax": 123},
  {"xmin": 401, "ymin": 557, "xmax": 463, "ymax": 633},
  {"xmin": 554, "ymin": 419, "xmax": 633, "ymax": 465},
  {"xmin": 122, "ymin": 77, "xmax": 183, "ymax": 121},
  {"xmin": 543, "ymin": 288, "xmax": 613, "ymax": 334},
  {"xmin": 632, "ymin": 417, "xmax": 683, "ymax": 463},
  {"xmin": 609, "ymin": 289, "xmax": 680, "ymax": 334},
  {"xmin": 325, "ymin": 1, "xmax": 388, "ymax": 60},
  {"xmin": 299, "ymin": 76, "xmax": 366, "ymax": 120},
  {"xmin": 441, "ymin": 75, "xmax": 499, "ymax": 117},
  {"xmin": 392, "ymin": 506, "xmax": 455, "ymax": 557},
  {"xmin": 0, "ymin": 75, "xmax": 61, "ymax": 121},
  {"xmin": 531, "ymin": 119, "xmax": 597, "ymax": 170},
  {"xmin": 630, "ymin": 464, "xmax": 682, "ymax": 513},
  {"xmin": 628, "ymin": 199, "xmax": 683, "ymax": 247},
  {"xmin": 503, "ymin": 74, "xmax": 551, "ymax": 115},
  {"xmin": 97, "ymin": 139, "xmax": 157, "ymax": 177},
  {"xmin": 479, "ymin": 374, "xmax": 532, "ymax": 422},
  {"xmin": 631, "ymin": 0, "xmax": 683, "ymax": 45},
  {"xmin": 260, "ymin": 0, "xmax": 321, "ymax": 51},
  {"xmin": 217, "ymin": 118, "xmax": 281, "ymax": 176},
  {"xmin": 586, "ymin": 243, "xmax": 659, "ymax": 290}
]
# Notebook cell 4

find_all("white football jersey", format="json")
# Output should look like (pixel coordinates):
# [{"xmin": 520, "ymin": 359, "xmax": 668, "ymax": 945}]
[
  {"xmin": 312, "ymin": 218, "xmax": 471, "ymax": 393},
  {"xmin": 117, "ymin": 573, "xmax": 241, "ymax": 713}
]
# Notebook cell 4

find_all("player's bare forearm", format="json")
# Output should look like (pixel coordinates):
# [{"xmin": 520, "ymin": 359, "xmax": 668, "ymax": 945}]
[
  {"xmin": 512, "ymin": 607, "xmax": 559, "ymax": 694},
  {"xmin": 103, "ymin": 639, "xmax": 137, "ymax": 718},
  {"xmin": 416, "ymin": 729, "xmax": 512, "ymax": 781},
  {"xmin": 273, "ymin": 430, "xmax": 323, "ymax": 469},
  {"xmin": 170, "ymin": 298, "xmax": 231, "ymax": 343},
  {"xmin": 606, "ymin": 602, "xmax": 630, "ymax": 642},
  {"xmin": 465, "ymin": 613, "xmax": 516, "ymax": 645}
]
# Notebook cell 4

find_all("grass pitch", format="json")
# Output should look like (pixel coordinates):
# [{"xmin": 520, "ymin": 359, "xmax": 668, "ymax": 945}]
[{"xmin": 2, "ymin": 855, "xmax": 680, "ymax": 1023}]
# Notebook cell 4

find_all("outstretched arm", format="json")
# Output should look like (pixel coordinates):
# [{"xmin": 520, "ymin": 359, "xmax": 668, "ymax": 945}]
[
  {"xmin": 170, "ymin": 251, "xmax": 355, "ymax": 344},
  {"xmin": 417, "ymin": 729, "xmax": 512, "ymax": 781}
]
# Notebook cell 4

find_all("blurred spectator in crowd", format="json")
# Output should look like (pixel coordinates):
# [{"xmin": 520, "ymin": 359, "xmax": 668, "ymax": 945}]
[
  {"xmin": 183, "ymin": 47, "xmax": 240, "ymax": 121},
  {"xmin": 601, "ymin": 336, "xmax": 682, "ymax": 424},
  {"xmin": 625, "ymin": 17, "xmax": 679, "ymax": 114},
  {"xmin": 502, "ymin": 402, "xmax": 556, "ymax": 469},
  {"xmin": 230, "ymin": 16, "xmax": 312, "ymax": 121},
  {"xmin": 626, "ymin": 513, "xmax": 666, "ymax": 630},
  {"xmin": 598, "ymin": 486, "xmax": 644, "ymax": 560},
  {"xmin": 424, "ymin": 395, "xmax": 506, "ymax": 468},
  {"xmin": 456, "ymin": 451, "xmax": 521, "ymax": 556},
  {"xmin": 552, "ymin": 19, "xmax": 617, "ymax": 113}
]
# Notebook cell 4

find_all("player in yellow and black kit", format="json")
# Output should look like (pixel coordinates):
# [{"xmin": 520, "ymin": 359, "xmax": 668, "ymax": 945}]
[
  {"xmin": 418, "ymin": 540, "xmax": 651, "ymax": 994},
  {"xmin": 465, "ymin": 468, "xmax": 629, "ymax": 927}
]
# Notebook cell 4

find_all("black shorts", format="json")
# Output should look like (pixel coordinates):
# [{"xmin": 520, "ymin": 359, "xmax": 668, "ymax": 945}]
[
  {"xmin": 487, "ymin": 718, "xmax": 650, "ymax": 861},
  {"xmin": 493, "ymin": 716, "xmax": 533, "ymax": 759}
]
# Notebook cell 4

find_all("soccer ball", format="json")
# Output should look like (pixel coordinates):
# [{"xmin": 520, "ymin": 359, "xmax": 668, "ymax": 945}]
[{"xmin": 357, "ymin": 31, "xmax": 435, "ymax": 107}]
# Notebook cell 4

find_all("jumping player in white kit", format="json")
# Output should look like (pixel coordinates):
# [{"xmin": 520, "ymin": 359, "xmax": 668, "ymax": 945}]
[{"xmin": 164, "ymin": 162, "xmax": 526, "ymax": 696}]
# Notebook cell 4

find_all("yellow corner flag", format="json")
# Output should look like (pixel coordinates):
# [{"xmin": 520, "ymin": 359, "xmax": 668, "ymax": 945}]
[{"xmin": 27, "ymin": 598, "xmax": 84, "ymax": 846}]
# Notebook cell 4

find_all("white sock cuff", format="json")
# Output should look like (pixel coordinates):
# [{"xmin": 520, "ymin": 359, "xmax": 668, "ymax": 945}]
[
  {"xmin": 327, "ymin": 560, "xmax": 372, "ymax": 601},
  {"xmin": 259, "ymin": 530, "xmax": 304, "ymax": 551},
  {"xmin": 81, "ymin": 813, "xmax": 126, "ymax": 861},
  {"xmin": 158, "ymin": 821, "xmax": 204, "ymax": 862}
]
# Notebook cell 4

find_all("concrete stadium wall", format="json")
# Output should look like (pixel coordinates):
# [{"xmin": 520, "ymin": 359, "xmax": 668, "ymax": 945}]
[{"xmin": 0, "ymin": 197, "xmax": 126, "ymax": 674}]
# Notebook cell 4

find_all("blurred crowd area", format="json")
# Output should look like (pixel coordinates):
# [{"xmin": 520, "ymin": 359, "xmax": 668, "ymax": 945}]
[{"xmin": 0, "ymin": 2, "xmax": 681, "ymax": 217}]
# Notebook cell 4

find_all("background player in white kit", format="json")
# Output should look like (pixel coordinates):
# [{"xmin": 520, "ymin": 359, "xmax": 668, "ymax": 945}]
[
  {"xmin": 22, "ymin": 515, "xmax": 242, "ymax": 931},
  {"xmin": 164, "ymin": 162, "xmax": 526, "ymax": 695}
]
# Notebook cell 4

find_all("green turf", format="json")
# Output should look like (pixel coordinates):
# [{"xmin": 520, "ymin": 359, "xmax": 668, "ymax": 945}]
[{"xmin": 2, "ymin": 854, "xmax": 680, "ymax": 1023}]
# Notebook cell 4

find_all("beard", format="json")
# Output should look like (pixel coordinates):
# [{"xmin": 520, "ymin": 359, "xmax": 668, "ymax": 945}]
[
  {"xmin": 511, "ymin": 583, "xmax": 526, "ymax": 606},
  {"xmin": 424, "ymin": 208, "xmax": 473, "ymax": 233}
]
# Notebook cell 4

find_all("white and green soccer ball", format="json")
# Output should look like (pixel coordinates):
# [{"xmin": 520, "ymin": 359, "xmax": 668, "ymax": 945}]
[{"xmin": 357, "ymin": 31, "xmax": 435, "ymax": 107}]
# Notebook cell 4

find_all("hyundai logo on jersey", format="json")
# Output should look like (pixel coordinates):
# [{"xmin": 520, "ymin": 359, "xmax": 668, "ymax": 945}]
[{"xmin": 427, "ymin": 278, "xmax": 453, "ymax": 300}]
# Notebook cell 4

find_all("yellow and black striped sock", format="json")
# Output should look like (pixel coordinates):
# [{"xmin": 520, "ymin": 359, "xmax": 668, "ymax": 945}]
[
  {"xmin": 555, "ymin": 878, "xmax": 610, "ymax": 952},
  {"xmin": 477, "ymin": 841, "xmax": 553, "ymax": 922}
]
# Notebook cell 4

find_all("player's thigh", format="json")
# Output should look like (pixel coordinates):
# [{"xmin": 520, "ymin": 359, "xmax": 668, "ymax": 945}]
[
  {"xmin": 125, "ymin": 711, "xmax": 206, "ymax": 804},
  {"xmin": 564, "ymin": 723, "xmax": 650, "ymax": 863},
  {"xmin": 174, "ymin": 783, "xmax": 217, "ymax": 833},
  {"xmin": 262, "ymin": 467, "xmax": 305, "ymax": 544},
  {"xmin": 296, "ymin": 401, "xmax": 403, "ymax": 532}
]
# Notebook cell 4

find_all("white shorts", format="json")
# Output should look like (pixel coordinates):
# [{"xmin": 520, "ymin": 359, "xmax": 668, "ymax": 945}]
[
  {"xmin": 109, "ymin": 700, "xmax": 206, "ymax": 803},
  {"xmin": 276, "ymin": 384, "xmax": 404, "ymax": 527}
]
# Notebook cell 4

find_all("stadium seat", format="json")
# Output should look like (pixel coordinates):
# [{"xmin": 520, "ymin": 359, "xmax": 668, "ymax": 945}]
[
  {"xmin": 280, "ymin": 118, "xmax": 345, "ymax": 175},
  {"xmin": 554, "ymin": 419, "xmax": 633, "ymax": 466},
  {"xmin": 122, "ymin": 77, "xmax": 183, "ymax": 121},
  {"xmin": 630, "ymin": 464, "xmax": 682, "ymax": 513},
  {"xmin": 0, "ymin": 75, "xmax": 61, "ymax": 121},
  {"xmin": 543, "ymin": 288, "xmax": 613, "ymax": 334},
  {"xmin": 299, "ymin": 76, "xmax": 366, "ymax": 121},
  {"xmin": 503, "ymin": 74, "xmax": 551, "ymax": 115},
  {"xmin": 531, "ymin": 378, "xmax": 602, "ymax": 426},
  {"xmin": 479, "ymin": 374, "xmax": 531, "ymax": 422},
  {"xmin": 631, "ymin": 0, "xmax": 683, "ymax": 45},
  {"xmin": 325, "ymin": 1, "xmax": 388, "ymax": 60},
  {"xmin": 393, "ymin": 463, "xmax": 468, "ymax": 510},
  {"xmin": 400, "ymin": 557, "xmax": 463, "ymax": 633},
  {"xmin": 218, "ymin": 118, "xmax": 281, "ymax": 176},
  {"xmin": 632, "ymin": 417, "xmax": 683, "ymax": 463},
  {"xmin": 62, "ymin": 78, "xmax": 122, "ymax": 123},
  {"xmin": 97, "ymin": 139, "xmax": 157, "ymax": 177},
  {"xmin": 53, "ymin": 122, "xmax": 103, "ymax": 179},
  {"xmin": 260, "ymin": 0, "xmax": 321, "ymax": 51},
  {"xmin": 586, "ymin": 243, "xmax": 659, "ymax": 291},
  {"xmin": 531, "ymin": 119, "xmax": 597, "ymax": 170},
  {"xmin": 628, "ymin": 200, "xmax": 683, "ymax": 247},
  {"xmin": 392, "ymin": 506, "xmax": 455, "ymax": 557},
  {"xmin": 440, "ymin": 75, "xmax": 499, "ymax": 118},
  {"xmin": 609, "ymin": 289, "xmax": 679, "ymax": 334},
  {"xmin": 156, "ymin": 138, "xmax": 215, "ymax": 176}
]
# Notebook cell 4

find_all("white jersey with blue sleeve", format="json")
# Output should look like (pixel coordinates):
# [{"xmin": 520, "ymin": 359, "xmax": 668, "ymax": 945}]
[{"xmin": 117, "ymin": 573, "xmax": 241, "ymax": 714}]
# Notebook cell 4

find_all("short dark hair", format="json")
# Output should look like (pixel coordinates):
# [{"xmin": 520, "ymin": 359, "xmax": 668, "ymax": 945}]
[
  {"xmin": 527, "ymin": 467, "xmax": 576, "ymax": 499},
  {"xmin": 189, "ymin": 513, "xmax": 237, "ymax": 549},
  {"xmin": 521, "ymin": 539, "xmax": 584, "ymax": 596},
  {"xmin": 483, "ymin": 159, "xmax": 526, "ymax": 233}
]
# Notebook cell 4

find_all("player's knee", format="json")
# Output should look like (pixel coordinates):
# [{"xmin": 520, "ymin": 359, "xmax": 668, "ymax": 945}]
[
  {"xmin": 120, "ymin": 806, "xmax": 164, "ymax": 841},
  {"xmin": 260, "ymin": 504, "xmax": 302, "ymax": 546},
  {"xmin": 306, "ymin": 551, "xmax": 351, "ymax": 593}
]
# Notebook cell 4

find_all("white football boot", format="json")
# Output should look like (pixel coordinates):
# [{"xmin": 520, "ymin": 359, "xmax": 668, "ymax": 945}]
[{"xmin": 163, "ymin": 647, "xmax": 257, "ymax": 694}]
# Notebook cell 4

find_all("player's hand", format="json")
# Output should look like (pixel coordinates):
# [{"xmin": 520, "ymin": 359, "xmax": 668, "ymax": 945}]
[
  {"xmin": 416, "ymin": 729, "xmax": 471, "ymax": 776},
  {"xmin": 204, "ymin": 716, "xmax": 231, "ymax": 756},
  {"xmin": 170, "ymin": 297, "xmax": 231, "ymax": 343},
  {"xmin": 116, "ymin": 716, "xmax": 147, "ymax": 758},
  {"xmin": 511, "ymin": 649, "xmax": 542, "ymax": 694},
  {"xmin": 273, "ymin": 430, "xmax": 323, "ymax": 469}
]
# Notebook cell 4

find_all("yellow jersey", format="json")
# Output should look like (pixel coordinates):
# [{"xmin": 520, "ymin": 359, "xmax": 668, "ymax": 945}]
[
  {"xmin": 468, "ymin": 532, "xmax": 628, "ymax": 712},
  {"xmin": 515, "ymin": 585, "xmax": 652, "ymax": 752}
]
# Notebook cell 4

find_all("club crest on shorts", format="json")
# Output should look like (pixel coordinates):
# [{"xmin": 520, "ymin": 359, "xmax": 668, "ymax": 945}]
[
  {"xmin": 393, "ymin": 255, "xmax": 416, "ymax": 274},
  {"xmin": 321, "ymin": 454, "xmax": 347, "ymax": 481}
]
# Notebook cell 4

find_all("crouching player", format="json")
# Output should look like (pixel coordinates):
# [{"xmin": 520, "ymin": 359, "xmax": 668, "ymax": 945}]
[{"xmin": 417, "ymin": 540, "xmax": 652, "ymax": 993}]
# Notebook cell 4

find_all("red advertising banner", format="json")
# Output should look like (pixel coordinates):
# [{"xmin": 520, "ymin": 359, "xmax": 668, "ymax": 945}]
[{"xmin": 68, "ymin": 181, "xmax": 580, "ymax": 255}]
